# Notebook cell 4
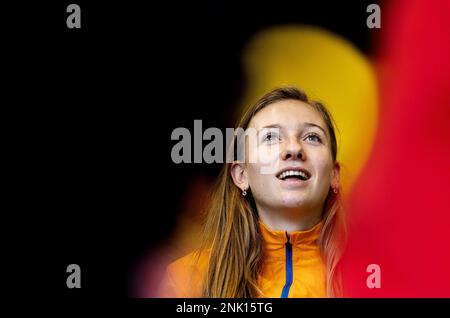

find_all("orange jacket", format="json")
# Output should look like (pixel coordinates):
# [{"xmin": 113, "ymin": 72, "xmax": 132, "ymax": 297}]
[{"xmin": 158, "ymin": 221, "xmax": 326, "ymax": 298}]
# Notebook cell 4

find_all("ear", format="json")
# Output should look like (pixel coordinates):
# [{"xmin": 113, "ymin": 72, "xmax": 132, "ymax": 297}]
[
  {"xmin": 230, "ymin": 161, "xmax": 249, "ymax": 192},
  {"xmin": 331, "ymin": 161, "xmax": 341, "ymax": 190}
]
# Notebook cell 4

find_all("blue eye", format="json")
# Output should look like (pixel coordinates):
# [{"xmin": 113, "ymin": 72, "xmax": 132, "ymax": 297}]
[
  {"xmin": 305, "ymin": 133, "xmax": 322, "ymax": 143},
  {"xmin": 263, "ymin": 132, "xmax": 280, "ymax": 144}
]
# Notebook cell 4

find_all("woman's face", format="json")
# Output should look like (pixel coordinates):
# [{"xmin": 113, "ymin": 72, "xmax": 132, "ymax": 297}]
[{"xmin": 232, "ymin": 99, "xmax": 340, "ymax": 213}]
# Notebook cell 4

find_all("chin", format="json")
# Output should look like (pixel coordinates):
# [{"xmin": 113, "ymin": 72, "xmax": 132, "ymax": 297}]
[
  {"xmin": 279, "ymin": 194, "xmax": 309, "ymax": 208},
  {"xmin": 283, "ymin": 202, "xmax": 307, "ymax": 209}
]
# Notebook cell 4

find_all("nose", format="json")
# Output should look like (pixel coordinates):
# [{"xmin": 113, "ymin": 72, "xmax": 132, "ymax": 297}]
[{"xmin": 281, "ymin": 138, "xmax": 305, "ymax": 161}]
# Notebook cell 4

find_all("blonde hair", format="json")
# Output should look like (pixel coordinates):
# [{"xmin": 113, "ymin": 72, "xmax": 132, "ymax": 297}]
[{"xmin": 194, "ymin": 87, "xmax": 347, "ymax": 297}]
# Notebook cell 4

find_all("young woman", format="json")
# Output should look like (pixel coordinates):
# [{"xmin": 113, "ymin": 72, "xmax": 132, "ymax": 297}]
[{"xmin": 159, "ymin": 87, "xmax": 347, "ymax": 298}]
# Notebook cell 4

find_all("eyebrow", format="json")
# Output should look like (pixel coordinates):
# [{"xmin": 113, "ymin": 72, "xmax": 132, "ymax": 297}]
[
  {"xmin": 303, "ymin": 122, "xmax": 327, "ymax": 136},
  {"xmin": 259, "ymin": 122, "xmax": 327, "ymax": 136},
  {"xmin": 259, "ymin": 124, "xmax": 282, "ymax": 130}
]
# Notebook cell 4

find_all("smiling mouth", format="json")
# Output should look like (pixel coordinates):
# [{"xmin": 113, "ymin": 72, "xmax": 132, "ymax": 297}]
[{"xmin": 277, "ymin": 169, "xmax": 311, "ymax": 181}]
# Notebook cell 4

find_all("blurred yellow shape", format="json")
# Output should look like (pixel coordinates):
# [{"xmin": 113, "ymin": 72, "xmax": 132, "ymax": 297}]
[{"xmin": 240, "ymin": 25, "xmax": 378, "ymax": 193}]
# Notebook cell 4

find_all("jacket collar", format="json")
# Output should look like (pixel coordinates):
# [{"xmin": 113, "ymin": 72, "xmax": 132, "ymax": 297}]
[{"xmin": 259, "ymin": 220, "xmax": 323, "ymax": 251}]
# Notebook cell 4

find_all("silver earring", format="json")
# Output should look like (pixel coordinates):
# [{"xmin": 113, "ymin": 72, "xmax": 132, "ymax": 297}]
[
  {"xmin": 242, "ymin": 188, "xmax": 247, "ymax": 196},
  {"xmin": 333, "ymin": 187, "xmax": 338, "ymax": 194}
]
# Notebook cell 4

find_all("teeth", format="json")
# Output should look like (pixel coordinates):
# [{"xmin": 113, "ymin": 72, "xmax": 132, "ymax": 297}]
[{"xmin": 278, "ymin": 170, "xmax": 308, "ymax": 180}]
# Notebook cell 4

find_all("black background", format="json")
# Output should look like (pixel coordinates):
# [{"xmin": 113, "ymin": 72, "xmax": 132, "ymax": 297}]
[{"xmin": 7, "ymin": 0, "xmax": 380, "ymax": 299}]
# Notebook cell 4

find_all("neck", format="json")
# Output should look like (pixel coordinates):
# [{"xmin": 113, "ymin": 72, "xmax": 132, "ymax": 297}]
[{"xmin": 256, "ymin": 204, "xmax": 323, "ymax": 233}]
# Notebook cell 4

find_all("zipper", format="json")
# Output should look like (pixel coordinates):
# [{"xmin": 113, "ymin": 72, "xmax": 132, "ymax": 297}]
[{"xmin": 281, "ymin": 232, "xmax": 293, "ymax": 298}]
